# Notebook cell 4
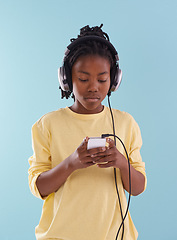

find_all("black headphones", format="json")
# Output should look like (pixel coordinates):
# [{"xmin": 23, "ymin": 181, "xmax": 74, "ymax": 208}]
[{"xmin": 58, "ymin": 35, "xmax": 122, "ymax": 93}]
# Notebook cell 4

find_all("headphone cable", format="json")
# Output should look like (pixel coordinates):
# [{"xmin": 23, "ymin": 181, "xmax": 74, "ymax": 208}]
[
  {"xmin": 104, "ymin": 94, "xmax": 131, "ymax": 240},
  {"xmin": 107, "ymin": 94, "xmax": 124, "ymax": 240}
]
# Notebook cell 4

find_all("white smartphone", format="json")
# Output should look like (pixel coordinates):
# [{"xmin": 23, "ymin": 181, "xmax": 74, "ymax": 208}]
[{"xmin": 87, "ymin": 137, "xmax": 106, "ymax": 150}]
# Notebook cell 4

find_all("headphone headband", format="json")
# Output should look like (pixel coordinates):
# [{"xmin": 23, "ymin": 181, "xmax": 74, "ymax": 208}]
[{"xmin": 64, "ymin": 36, "xmax": 119, "ymax": 61}]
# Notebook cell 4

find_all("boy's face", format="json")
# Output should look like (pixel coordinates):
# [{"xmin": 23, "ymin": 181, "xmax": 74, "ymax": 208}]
[{"xmin": 70, "ymin": 54, "xmax": 111, "ymax": 114}]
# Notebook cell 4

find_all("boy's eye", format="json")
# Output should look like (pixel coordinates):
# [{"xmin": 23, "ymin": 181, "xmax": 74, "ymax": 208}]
[
  {"xmin": 98, "ymin": 80, "xmax": 107, "ymax": 83},
  {"xmin": 78, "ymin": 78, "xmax": 107, "ymax": 83},
  {"xmin": 78, "ymin": 78, "xmax": 88, "ymax": 82}
]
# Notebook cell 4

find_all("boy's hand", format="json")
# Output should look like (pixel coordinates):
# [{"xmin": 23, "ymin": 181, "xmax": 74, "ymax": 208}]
[
  {"xmin": 69, "ymin": 137, "xmax": 107, "ymax": 170},
  {"xmin": 89, "ymin": 138, "xmax": 126, "ymax": 169}
]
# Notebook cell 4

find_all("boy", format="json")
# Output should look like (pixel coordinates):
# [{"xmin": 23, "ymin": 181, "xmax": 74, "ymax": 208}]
[{"xmin": 28, "ymin": 24, "xmax": 146, "ymax": 240}]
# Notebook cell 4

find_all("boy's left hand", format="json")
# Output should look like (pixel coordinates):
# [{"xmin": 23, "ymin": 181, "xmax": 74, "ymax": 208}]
[
  {"xmin": 90, "ymin": 138, "xmax": 145, "ymax": 195},
  {"xmin": 90, "ymin": 138, "xmax": 126, "ymax": 169}
]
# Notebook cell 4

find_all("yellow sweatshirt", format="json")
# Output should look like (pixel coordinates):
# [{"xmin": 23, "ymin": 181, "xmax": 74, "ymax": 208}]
[{"xmin": 28, "ymin": 106, "xmax": 146, "ymax": 240}]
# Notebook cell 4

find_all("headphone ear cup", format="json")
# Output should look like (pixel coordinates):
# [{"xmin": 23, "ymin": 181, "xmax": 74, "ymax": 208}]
[
  {"xmin": 58, "ymin": 66, "xmax": 69, "ymax": 91},
  {"xmin": 110, "ymin": 68, "xmax": 122, "ymax": 92},
  {"xmin": 58, "ymin": 63, "xmax": 72, "ymax": 91}
]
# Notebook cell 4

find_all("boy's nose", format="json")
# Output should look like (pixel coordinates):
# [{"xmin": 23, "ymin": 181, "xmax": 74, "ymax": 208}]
[{"xmin": 88, "ymin": 80, "xmax": 98, "ymax": 92}]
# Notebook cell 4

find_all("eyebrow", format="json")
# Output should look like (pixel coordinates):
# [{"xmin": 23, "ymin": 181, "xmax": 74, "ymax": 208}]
[{"xmin": 78, "ymin": 70, "xmax": 109, "ymax": 76}]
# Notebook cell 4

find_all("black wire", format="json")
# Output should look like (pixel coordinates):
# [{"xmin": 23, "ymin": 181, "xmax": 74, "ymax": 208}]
[
  {"xmin": 114, "ymin": 135, "xmax": 131, "ymax": 237},
  {"xmin": 105, "ymin": 93, "xmax": 132, "ymax": 240},
  {"xmin": 107, "ymin": 94, "xmax": 125, "ymax": 240},
  {"xmin": 102, "ymin": 133, "xmax": 131, "ymax": 239}
]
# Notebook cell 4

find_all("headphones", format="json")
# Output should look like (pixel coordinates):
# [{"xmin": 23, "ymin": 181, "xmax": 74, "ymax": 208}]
[{"xmin": 58, "ymin": 35, "xmax": 122, "ymax": 94}]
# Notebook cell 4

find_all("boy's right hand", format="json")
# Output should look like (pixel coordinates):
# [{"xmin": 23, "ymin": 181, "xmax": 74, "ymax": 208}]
[
  {"xmin": 68, "ymin": 136, "xmax": 106, "ymax": 171},
  {"xmin": 36, "ymin": 137, "xmax": 107, "ymax": 198}
]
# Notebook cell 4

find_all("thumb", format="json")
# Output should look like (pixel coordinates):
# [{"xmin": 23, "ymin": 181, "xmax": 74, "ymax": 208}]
[
  {"xmin": 78, "ymin": 136, "xmax": 89, "ymax": 151},
  {"xmin": 106, "ymin": 138, "xmax": 115, "ymax": 148}
]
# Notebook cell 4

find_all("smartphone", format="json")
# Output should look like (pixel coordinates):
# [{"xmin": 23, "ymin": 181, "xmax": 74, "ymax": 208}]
[{"xmin": 87, "ymin": 137, "xmax": 106, "ymax": 150}]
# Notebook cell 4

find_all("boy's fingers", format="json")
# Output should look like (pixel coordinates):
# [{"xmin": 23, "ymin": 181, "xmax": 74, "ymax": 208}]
[
  {"xmin": 97, "ymin": 161, "xmax": 114, "ymax": 168},
  {"xmin": 106, "ymin": 138, "xmax": 115, "ymax": 148},
  {"xmin": 88, "ymin": 146, "xmax": 106, "ymax": 155},
  {"xmin": 83, "ymin": 136, "xmax": 89, "ymax": 146},
  {"xmin": 78, "ymin": 137, "xmax": 89, "ymax": 151}
]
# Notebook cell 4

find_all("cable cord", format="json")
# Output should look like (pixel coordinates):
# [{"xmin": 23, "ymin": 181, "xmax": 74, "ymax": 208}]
[
  {"xmin": 103, "ymin": 94, "xmax": 131, "ymax": 240},
  {"xmin": 107, "ymin": 95, "xmax": 124, "ymax": 240}
]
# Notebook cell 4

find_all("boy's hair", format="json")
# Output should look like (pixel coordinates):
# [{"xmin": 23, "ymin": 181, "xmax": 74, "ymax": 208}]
[{"xmin": 61, "ymin": 24, "xmax": 116, "ymax": 99}]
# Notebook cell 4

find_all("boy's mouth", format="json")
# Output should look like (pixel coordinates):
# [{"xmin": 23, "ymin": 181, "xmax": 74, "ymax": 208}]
[
  {"xmin": 85, "ymin": 98, "xmax": 100, "ymax": 102},
  {"xmin": 84, "ymin": 96, "xmax": 100, "ymax": 102}
]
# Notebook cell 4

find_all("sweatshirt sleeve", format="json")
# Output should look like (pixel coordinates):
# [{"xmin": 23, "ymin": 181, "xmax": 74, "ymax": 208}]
[
  {"xmin": 129, "ymin": 117, "xmax": 147, "ymax": 191},
  {"xmin": 28, "ymin": 117, "xmax": 51, "ymax": 199}
]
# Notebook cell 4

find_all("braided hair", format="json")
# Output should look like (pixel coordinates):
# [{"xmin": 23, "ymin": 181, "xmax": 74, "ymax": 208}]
[{"xmin": 60, "ymin": 24, "xmax": 116, "ymax": 99}]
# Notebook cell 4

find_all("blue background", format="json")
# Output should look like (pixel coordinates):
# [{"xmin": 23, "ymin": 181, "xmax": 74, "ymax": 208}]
[{"xmin": 0, "ymin": 0, "xmax": 176, "ymax": 239}]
